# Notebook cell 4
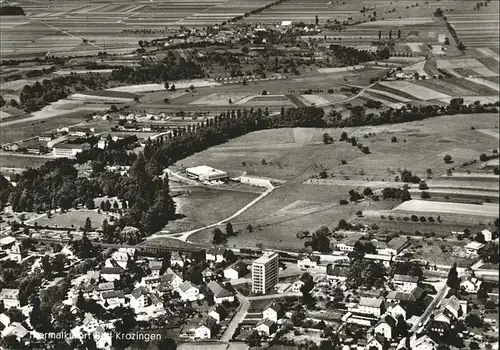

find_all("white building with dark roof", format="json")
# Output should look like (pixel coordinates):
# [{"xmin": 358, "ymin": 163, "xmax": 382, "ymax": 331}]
[
  {"xmin": 207, "ymin": 281, "xmax": 234, "ymax": 304},
  {"xmin": 393, "ymin": 274, "xmax": 419, "ymax": 292},
  {"xmin": 177, "ymin": 281, "xmax": 200, "ymax": 301},
  {"xmin": 186, "ymin": 165, "xmax": 228, "ymax": 182}
]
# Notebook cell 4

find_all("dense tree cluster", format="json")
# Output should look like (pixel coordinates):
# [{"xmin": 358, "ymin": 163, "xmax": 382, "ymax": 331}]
[
  {"xmin": 111, "ymin": 54, "xmax": 204, "ymax": 84},
  {"xmin": 19, "ymin": 74, "xmax": 107, "ymax": 112},
  {"xmin": 0, "ymin": 6, "xmax": 25, "ymax": 15}
]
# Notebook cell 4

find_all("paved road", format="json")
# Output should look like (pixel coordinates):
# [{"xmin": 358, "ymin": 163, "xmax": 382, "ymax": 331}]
[
  {"xmin": 220, "ymin": 292, "xmax": 249, "ymax": 342},
  {"xmin": 410, "ymin": 283, "xmax": 449, "ymax": 333}
]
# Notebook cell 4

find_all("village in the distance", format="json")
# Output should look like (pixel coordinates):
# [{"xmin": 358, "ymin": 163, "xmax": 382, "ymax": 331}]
[{"xmin": 0, "ymin": 0, "xmax": 499, "ymax": 349}]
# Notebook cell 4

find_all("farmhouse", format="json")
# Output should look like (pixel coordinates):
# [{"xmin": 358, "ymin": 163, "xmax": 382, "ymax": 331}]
[
  {"xmin": 100, "ymin": 290, "xmax": 126, "ymax": 308},
  {"xmin": 460, "ymin": 277, "xmax": 482, "ymax": 293},
  {"xmin": 386, "ymin": 286, "xmax": 425, "ymax": 303},
  {"xmin": 352, "ymin": 297, "xmax": 385, "ymax": 317},
  {"xmin": 334, "ymin": 236, "xmax": 361, "ymax": 252},
  {"xmin": 178, "ymin": 281, "xmax": 200, "ymax": 301},
  {"xmin": 373, "ymin": 315, "xmax": 396, "ymax": 340},
  {"xmin": 208, "ymin": 304, "xmax": 228, "ymax": 323},
  {"xmin": 255, "ymin": 319, "xmax": 277, "ymax": 336},
  {"xmin": 327, "ymin": 265, "xmax": 349, "ymax": 282},
  {"xmin": 100, "ymin": 267, "xmax": 123, "ymax": 282},
  {"xmin": 186, "ymin": 165, "xmax": 228, "ymax": 182}
]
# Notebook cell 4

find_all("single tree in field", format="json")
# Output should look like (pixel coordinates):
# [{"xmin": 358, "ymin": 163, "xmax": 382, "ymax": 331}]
[
  {"xmin": 315, "ymin": 15, "xmax": 319, "ymax": 26},
  {"xmin": 443, "ymin": 154, "xmax": 453, "ymax": 163},
  {"xmin": 212, "ymin": 228, "xmax": 226, "ymax": 245},
  {"xmin": 83, "ymin": 217, "xmax": 92, "ymax": 233},
  {"xmin": 397, "ymin": 29, "xmax": 401, "ymax": 39},
  {"xmin": 389, "ymin": 29, "xmax": 392, "ymax": 39},
  {"xmin": 164, "ymin": 82, "xmax": 169, "ymax": 90},
  {"xmin": 378, "ymin": 30, "xmax": 382, "ymax": 41},
  {"xmin": 226, "ymin": 222, "xmax": 234, "ymax": 236}
]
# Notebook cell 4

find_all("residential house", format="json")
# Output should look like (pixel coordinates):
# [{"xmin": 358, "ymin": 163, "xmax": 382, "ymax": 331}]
[
  {"xmin": 206, "ymin": 247, "xmax": 226, "ymax": 263},
  {"xmin": 297, "ymin": 255, "xmax": 321, "ymax": 270},
  {"xmin": 150, "ymin": 293, "xmax": 163, "ymax": 312},
  {"xmin": 482, "ymin": 229, "xmax": 493, "ymax": 242},
  {"xmin": 0, "ymin": 237, "xmax": 16, "ymax": 251},
  {"xmin": 1, "ymin": 322, "xmax": 29, "ymax": 342},
  {"xmin": 393, "ymin": 274, "xmax": 419, "ymax": 292},
  {"xmin": 432, "ymin": 308, "xmax": 455, "ymax": 325},
  {"xmin": 334, "ymin": 236, "xmax": 360, "ymax": 252},
  {"xmin": 440, "ymin": 295, "xmax": 466, "ymax": 319},
  {"xmin": 291, "ymin": 280, "xmax": 305, "ymax": 293},
  {"xmin": 100, "ymin": 267, "xmax": 123, "ymax": 282},
  {"xmin": 0, "ymin": 289, "xmax": 20, "ymax": 309},
  {"xmin": 375, "ymin": 237, "xmax": 411, "ymax": 256},
  {"xmin": 111, "ymin": 250, "xmax": 130, "ymax": 269},
  {"xmin": 170, "ymin": 251, "xmax": 185, "ymax": 267},
  {"xmin": 327, "ymin": 265, "xmax": 349, "ymax": 282},
  {"xmin": 255, "ymin": 319, "xmax": 277, "ymax": 336},
  {"xmin": 207, "ymin": 281, "xmax": 234, "ymax": 304},
  {"xmin": 357, "ymin": 297, "xmax": 385, "ymax": 317},
  {"xmin": 178, "ymin": 281, "xmax": 200, "ymax": 301},
  {"xmin": 100, "ymin": 290, "xmax": 126, "ymax": 308},
  {"xmin": 0, "ymin": 313, "xmax": 11, "ymax": 327},
  {"xmin": 386, "ymin": 302, "xmax": 408, "ymax": 320},
  {"xmin": 195, "ymin": 316, "xmax": 217, "ymax": 340},
  {"xmin": 160, "ymin": 268, "xmax": 183, "ymax": 289},
  {"xmin": 262, "ymin": 302, "xmax": 284, "ymax": 322},
  {"xmin": 465, "ymin": 242, "xmax": 484, "ymax": 256},
  {"xmin": 365, "ymin": 334, "xmax": 387, "ymax": 350},
  {"xmin": 223, "ymin": 261, "xmax": 248, "ymax": 280},
  {"xmin": 86, "ymin": 270, "xmax": 101, "ymax": 283},
  {"xmin": 202, "ymin": 267, "xmax": 216, "ymax": 282},
  {"xmin": 141, "ymin": 276, "xmax": 161, "ymax": 290},
  {"xmin": 97, "ymin": 282, "xmax": 115, "ymax": 293},
  {"xmin": 130, "ymin": 287, "xmax": 149, "ymax": 311},
  {"xmin": 208, "ymin": 304, "xmax": 228, "ymax": 323},
  {"xmin": 409, "ymin": 334, "xmax": 438, "ymax": 350},
  {"xmin": 373, "ymin": 315, "xmax": 396, "ymax": 340},
  {"xmin": 149, "ymin": 260, "xmax": 163, "ymax": 276},
  {"xmin": 8, "ymin": 242, "xmax": 26, "ymax": 263},
  {"xmin": 461, "ymin": 277, "xmax": 483, "ymax": 294},
  {"xmin": 386, "ymin": 286, "xmax": 424, "ymax": 303}
]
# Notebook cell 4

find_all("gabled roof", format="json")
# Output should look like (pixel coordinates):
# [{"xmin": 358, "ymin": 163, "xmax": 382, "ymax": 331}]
[
  {"xmin": 207, "ymin": 281, "xmax": 232, "ymax": 298},
  {"xmin": 256, "ymin": 318, "xmax": 275, "ymax": 328},
  {"xmin": 0, "ymin": 289, "xmax": 19, "ymax": 300},
  {"xmin": 330, "ymin": 265, "xmax": 349, "ymax": 277},
  {"xmin": 359, "ymin": 297, "xmax": 383, "ymax": 308},
  {"xmin": 367, "ymin": 333, "xmax": 385, "ymax": 346},
  {"xmin": 207, "ymin": 246, "xmax": 226, "ymax": 256},
  {"xmin": 97, "ymin": 282, "xmax": 115, "ymax": 291},
  {"xmin": 211, "ymin": 304, "xmax": 228, "ymax": 318},
  {"xmin": 198, "ymin": 316, "xmax": 217, "ymax": 330},
  {"xmin": 225, "ymin": 261, "xmax": 247, "ymax": 274},
  {"xmin": 393, "ymin": 274, "xmax": 419, "ymax": 283},
  {"xmin": 264, "ymin": 302, "xmax": 283, "ymax": 314},
  {"xmin": 131, "ymin": 287, "xmax": 148, "ymax": 299},
  {"xmin": 178, "ymin": 281, "xmax": 197, "ymax": 293},
  {"xmin": 3, "ymin": 322, "xmax": 28, "ymax": 339},
  {"xmin": 202, "ymin": 267, "xmax": 215, "ymax": 276},
  {"xmin": 375, "ymin": 314, "xmax": 396, "ymax": 328},
  {"xmin": 149, "ymin": 260, "xmax": 163, "ymax": 270},
  {"xmin": 150, "ymin": 293, "xmax": 162, "ymax": 305},
  {"xmin": 100, "ymin": 267, "xmax": 123, "ymax": 275},
  {"xmin": 298, "ymin": 254, "xmax": 320, "ymax": 263},
  {"xmin": 101, "ymin": 290, "xmax": 125, "ymax": 299},
  {"xmin": 441, "ymin": 295, "xmax": 461, "ymax": 312},
  {"xmin": 387, "ymin": 237, "xmax": 410, "ymax": 250},
  {"xmin": 86, "ymin": 270, "xmax": 100, "ymax": 280}
]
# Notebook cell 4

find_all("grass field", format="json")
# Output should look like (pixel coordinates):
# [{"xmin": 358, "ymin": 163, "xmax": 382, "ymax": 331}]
[
  {"xmin": 393, "ymin": 199, "xmax": 499, "ymax": 217},
  {"xmin": 34, "ymin": 210, "xmax": 111, "ymax": 229},
  {"xmin": 161, "ymin": 187, "xmax": 260, "ymax": 234}
]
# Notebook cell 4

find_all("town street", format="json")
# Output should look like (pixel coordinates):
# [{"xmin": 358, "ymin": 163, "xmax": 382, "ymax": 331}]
[
  {"xmin": 410, "ymin": 283, "xmax": 450, "ymax": 333},
  {"xmin": 220, "ymin": 292, "xmax": 249, "ymax": 342}
]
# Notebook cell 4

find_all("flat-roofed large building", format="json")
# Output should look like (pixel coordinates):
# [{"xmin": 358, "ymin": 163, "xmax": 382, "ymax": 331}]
[
  {"xmin": 252, "ymin": 252, "xmax": 279, "ymax": 294},
  {"xmin": 186, "ymin": 165, "xmax": 228, "ymax": 182}
]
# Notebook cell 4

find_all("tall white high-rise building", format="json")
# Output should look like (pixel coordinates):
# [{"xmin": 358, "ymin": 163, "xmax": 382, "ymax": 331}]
[{"xmin": 252, "ymin": 252, "xmax": 279, "ymax": 294}]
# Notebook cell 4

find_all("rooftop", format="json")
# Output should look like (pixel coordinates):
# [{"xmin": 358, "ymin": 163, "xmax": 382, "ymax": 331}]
[
  {"xmin": 393, "ymin": 274, "xmax": 419, "ymax": 283},
  {"xmin": 359, "ymin": 297, "xmax": 383, "ymax": 308},
  {"xmin": 207, "ymin": 281, "xmax": 232, "ymax": 298},
  {"xmin": 253, "ymin": 251, "xmax": 278, "ymax": 265},
  {"xmin": 186, "ymin": 165, "xmax": 227, "ymax": 177}
]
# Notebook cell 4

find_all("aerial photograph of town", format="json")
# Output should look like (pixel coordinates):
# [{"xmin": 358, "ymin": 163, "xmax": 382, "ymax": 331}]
[{"xmin": 0, "ymin": 0, "xmax": 498, "ymax": 349}]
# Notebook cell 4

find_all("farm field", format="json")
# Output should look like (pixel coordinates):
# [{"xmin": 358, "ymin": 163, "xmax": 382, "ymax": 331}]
[
  {"xmin": 181, "ymin": 113, "xmax": 498, "ymax": 249},
  {"xmin": 0, "ymin": 153, "xmax": 51, "ymax": 169},
  {"xmin": 392, "ymin": 199, "xmax": 499, "ymax": 217},
  {"xmin": 1, "ymin": 0, "xmax": 276, "ymax": 58}
]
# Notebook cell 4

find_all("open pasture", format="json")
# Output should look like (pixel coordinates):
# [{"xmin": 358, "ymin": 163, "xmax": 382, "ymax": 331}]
[
  {"xmin": 446, "ymin": 8, "xmax": 499, "ymax": 48},
  {"xmin": 34, "ymin": 210, "xmax": 112, "ymax": 229},
  {"xmin": 392, "ymin": 199, "xmax": 499, "ymax": 217}
]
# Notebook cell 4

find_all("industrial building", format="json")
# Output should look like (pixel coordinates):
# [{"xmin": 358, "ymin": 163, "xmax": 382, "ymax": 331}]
[
  {"xmin": 252, "ymin": 251, "xmax": 279, "ymax": 294},
  {"xmin": 186, "ymin": 165, "xmax": 228, "ymax": 182}
]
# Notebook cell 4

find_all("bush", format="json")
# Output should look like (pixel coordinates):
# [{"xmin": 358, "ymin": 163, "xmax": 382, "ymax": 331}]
[
  {"xmin": 443, "ymin": 154, "xmax": 453, "ymax": 163},
  {"xmin": 355, "ymin": 210, "xmax": 363, "ymax": 217},
  {"xmin": 411, "ymin": 215, "xmax": 419, "ymax": 222},
  {"xmin": 428, "ymin": 217, "xmax": 435, "ymax": 222},
  {"xmin": 339, "ymin": 199, "xmax": 349, "ymax": 205},
  {"xmin": 341, "ymin": 159, "xmax": 347, "ymax": 165},
  {"xmin": 363, "ymin": 187, "xmax": 373, "ymax": 196},
  {"xmin": 419, "ymin": 216, "xmax": 426, "ymax": 222},
  {"xmin": 381, "ymin": 215, "xmax": 386, "ymax": 219},
  {"xmin": 391, "ymin": 136, "xmax": 398, "ymax": 142},
  {"xmin": 418, "ymin": 181, "xmax": 429, "ymax": 190},
  {"xmin": 421, "ymin": 191, "xmax": 431, "ymax": 199},
  {"xmin": 403, "ymin": 217, "xmax": 410, "ymax": 221}
]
